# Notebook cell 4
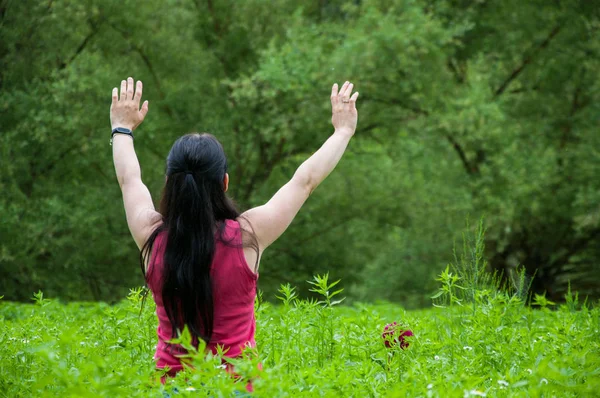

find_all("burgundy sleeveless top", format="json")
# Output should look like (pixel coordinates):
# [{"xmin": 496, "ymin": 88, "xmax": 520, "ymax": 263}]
[{"xmin": 146, "ymin": 219, "xmax": 258, "ymax": 376}]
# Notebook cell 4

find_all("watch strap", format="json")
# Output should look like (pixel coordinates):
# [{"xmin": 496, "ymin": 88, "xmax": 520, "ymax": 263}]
[
  {"xmin": 111, "ymin": 127, "xmax": 134, "ymax": 138},
  {"xmin": 110, "ymin": 127, "xmax": 134, "ymax": 146}
]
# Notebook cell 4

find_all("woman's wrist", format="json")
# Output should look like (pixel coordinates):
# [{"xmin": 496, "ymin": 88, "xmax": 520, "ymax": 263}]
[
  {"xmin": 111, "ymin": 124, "xmax": 135, "ymax": 131},
  {"xmin": 112, "ymin": 133, "xmax": 134, "ymax": 141},
  {"xmin": 333, "ymin": 128, "xmax": 354, "ymax": 139},
  {"xmin": 110, "ymin": 128, "xmax": 134, "ymax": 147}
]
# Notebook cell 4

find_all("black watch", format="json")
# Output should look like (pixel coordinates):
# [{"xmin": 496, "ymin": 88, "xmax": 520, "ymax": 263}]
[{"xmin": 110, "ymin": 127, "xmax": 134, "ymax": 145}]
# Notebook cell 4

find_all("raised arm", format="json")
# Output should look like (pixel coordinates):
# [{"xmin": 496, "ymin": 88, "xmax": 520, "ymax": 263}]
[
  {"xmin": 111, "ymin": 77, "xmax": 161, "ymax": 250},
  {"xmin": 241, "ymin": 81, "xmax": 359, "ymax": 252}
]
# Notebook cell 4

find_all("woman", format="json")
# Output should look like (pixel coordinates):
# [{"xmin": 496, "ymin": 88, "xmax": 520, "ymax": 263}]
[{"xmin": 110, "ymin": 77, "xmax": 359, "ymax": 382}]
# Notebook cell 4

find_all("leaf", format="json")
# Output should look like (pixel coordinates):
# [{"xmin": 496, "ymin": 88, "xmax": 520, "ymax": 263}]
[{"xmin": 330, "ymin": 298, "xmax": 346, "ymax": 306}]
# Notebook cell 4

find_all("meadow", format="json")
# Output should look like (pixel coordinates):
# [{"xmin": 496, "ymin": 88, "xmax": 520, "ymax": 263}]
[
  {"xmin": 1, "ymin": 272, "xmax": 598, "ymax": 398},
  {"xmin": 2, "ymin": 2, "xmax": 599, "ymax": 397}
]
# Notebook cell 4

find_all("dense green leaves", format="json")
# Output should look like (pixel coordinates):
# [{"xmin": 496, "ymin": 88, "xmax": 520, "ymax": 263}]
[{"xmin": 1, "ymin": 0, "xmax": 599, "ymax": 302}]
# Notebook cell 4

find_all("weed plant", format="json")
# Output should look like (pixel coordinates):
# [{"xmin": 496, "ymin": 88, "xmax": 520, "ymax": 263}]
[{"xmin": 1, "ymin": 229, "xmax": 599, "ymax": 396}]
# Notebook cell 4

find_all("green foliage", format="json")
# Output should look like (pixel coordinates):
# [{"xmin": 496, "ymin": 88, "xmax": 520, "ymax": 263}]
[
  {"xmin": 1, "ymin": 282, "xmax": 599, "ymax": 397},
  {"xmin": 532, "ymin": 293, "xmax": 556, "ymax": 310},
  {"xmin": 307, "ymin": 273, "xmax": 346, "ymax": 307},
  {"xmin": 1, "ymin": 0, "xmax": 599, "ymax": 302},
  {"xmin": 431, "ymin": 265, "xmax": 466, "ymax": 307}
]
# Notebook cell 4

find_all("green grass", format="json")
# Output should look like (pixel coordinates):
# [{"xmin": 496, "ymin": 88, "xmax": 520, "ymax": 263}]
[{"xmin": 1, "ymin": 278, "xmax": 599, "ymax": 397}]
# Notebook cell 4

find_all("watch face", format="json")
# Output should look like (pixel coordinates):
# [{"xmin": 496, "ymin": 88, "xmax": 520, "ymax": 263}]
[{"xmin": 114, "ymin": 127, "xmax": 131, "ymax": 134}]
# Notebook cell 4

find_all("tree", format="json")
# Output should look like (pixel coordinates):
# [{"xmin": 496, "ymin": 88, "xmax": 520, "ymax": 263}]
[{"xmin": 1, "ymin": 0, "xmax": 598, "ymax": 303}]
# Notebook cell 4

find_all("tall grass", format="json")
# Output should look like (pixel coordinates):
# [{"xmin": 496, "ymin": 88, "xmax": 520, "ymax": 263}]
[{"xmin": 1, "ymin": 224, "xmax": 598, "ymax": 397}]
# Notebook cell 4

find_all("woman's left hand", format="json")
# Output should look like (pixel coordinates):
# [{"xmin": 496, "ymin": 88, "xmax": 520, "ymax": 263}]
[{"xmin": 110, "ymin": 77, "xmax": 149, "ymax": 131}]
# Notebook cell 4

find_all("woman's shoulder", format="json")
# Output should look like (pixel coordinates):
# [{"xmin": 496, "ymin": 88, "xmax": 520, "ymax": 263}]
[{"xmin": 234, "ymin": 216, "xmax": 254, "ymax": 234}]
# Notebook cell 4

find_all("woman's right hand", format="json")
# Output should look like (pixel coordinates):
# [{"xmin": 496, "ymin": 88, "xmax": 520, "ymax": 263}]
[{"xmin": 331, "ymin": 81, "xmax": 359, "ymax": 137}]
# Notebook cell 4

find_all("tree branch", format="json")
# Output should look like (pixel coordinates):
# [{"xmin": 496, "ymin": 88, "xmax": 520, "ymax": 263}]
[
  {"xmin": 191, "ymin": 0, "xmax": 232, "ymax": 76},
  {"xmin": 240, "ymin": 134, "xmax": 284, "ymax": 203},
  {"xmin": 108, "ymin": 22, "xmax": 176, "ymax": 119},
  {"xmin": 447, "ymin": 58, "xmax": 466, "ymax": 84},
  {"xmin": 365, "ymin": 96, "xmax": 480, "ymax": 176},
  {"xmin": 563, "ymin": 226, "xmax": 600, "ymax": 262},
  {"xmin": 134, "ymin": 49, "xmax": 174, "ymax": 117},
  {"xmin": 0, "ymin": 0, "xmax": 8, "ymax": 24},
  {"xmin": 368, "ymin": 97, "xmax": 429, "ymax": 116},
  {"xmin": 59, "ymin": 26, "xmax": 98, "ymax": 70},
  {"xmin": 508, "ymin": 84, "xmax": 541, "ymax": 94},
  {"xmin": 205, "ymin": 0, "xmax": 221, "ymax": 39},
  {"xmin": 494, "ymin": 25, "xmax": 561, "ymax": 97},
  {"xmin": 19, "ymin": 141, "xmax": 81, "ymax": 197},
  {"xmin": 444, "ymin": 133, "xmax": 477, "ymax": 175},
  {"xmin": 268, "ymin": 216, "xmax": 356, "ymax": 260},
  {"xmin": 558, "ymin": 74, "xmax": 589, "ymax": 167}
]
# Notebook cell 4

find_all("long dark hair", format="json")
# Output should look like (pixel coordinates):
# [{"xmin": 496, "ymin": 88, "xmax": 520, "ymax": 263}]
[{"xmin": 140, "ymin": 133, "xmax": 256, "ymax": 344}]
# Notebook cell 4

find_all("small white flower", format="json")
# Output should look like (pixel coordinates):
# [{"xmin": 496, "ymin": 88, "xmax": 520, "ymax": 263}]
[
  {"xmin": 469, "ymin": 390, "xmax": 486, "ymax": 397},
  {"xmin": 434, "ymin": 355, "xmax": 440, "ymax": 360},
  {"xmin": 498, "ymin": 380, "xmax": 508, "ymax": 389},
  {"xmin": 526, "ymin": 369, "xmax": 532, "ymax": 374},
  {"xmin": 427, "ymin": 384, "xmax": 433, "ymax": 389},
  {"xmin": 185, "ymin": 387, "xmax": 196, "ymax": 391},
  {"xmin": 463, "ymin": 346, "xmax": 473, "ymax": 351},
  {"xmin": 540, "ymin": 378, "xmax": 548, "ymax": 385}
]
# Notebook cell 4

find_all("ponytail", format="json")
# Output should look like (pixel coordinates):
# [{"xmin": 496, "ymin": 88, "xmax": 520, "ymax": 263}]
[{"xmin": 162, "ymin": 171, "xmax": 216, "ymax": 341}]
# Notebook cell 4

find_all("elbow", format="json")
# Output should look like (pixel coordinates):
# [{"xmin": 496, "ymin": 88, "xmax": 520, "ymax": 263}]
[
  {"xmin": 115, "ymin": 170, "xmax": 127, "ymax": 188},
  {"xmin": 114, "ymin": 165, "xmax": 141, "ymax": 188},
  {"xmin": 292, "ymin": 169, "xmax": 316, "ymax": 196},
  {"xmin": 116, "ymin": 172, "xmax": 133, "ymax": 190},
  {"xmin": 117, "ymin": 175, "xmax": 126, "ymax": 189}
]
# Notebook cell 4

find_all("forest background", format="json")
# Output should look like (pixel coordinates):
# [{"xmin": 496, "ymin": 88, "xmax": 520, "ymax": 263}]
[{"xmin": 1, "ymin": 0, "xmax": 599, "ymax": 306}]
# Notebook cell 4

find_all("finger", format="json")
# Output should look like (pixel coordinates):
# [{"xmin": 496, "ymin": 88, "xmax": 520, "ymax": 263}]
[
  {"xmin": 330, "ymin": 83, "xmax": 338, "ymax": 97},
  {"xmin": 350, "ymin": 92, "xmax": 359, "ymax": 109},
  {"xmin": 126, "ymin": 77, "xmax": 134, "ymax": 101},
  {"xmin": 112, "ymin": 87, "xmax": 118, "ymax": 105},
  {"xmin": 140, "ymin": 100, "xmax": 149, "ymax": 119},
  {"xmin": 343, "ymin": 83, "xmax": 354, "ymax": 99},
  {"xmin": 338, "ymin": 81, "xmax": 349, "ymax": 97},
  {"xmin": 119, "ymin": 80, "xmax": 127, "ymax": 101},
  {"xmin": 330, "ymin": 83, "xmax": 339, "ymax": 104},
  {"xmin": 134, "ymin": 80, "xmax": 143, "ymax": 105}
]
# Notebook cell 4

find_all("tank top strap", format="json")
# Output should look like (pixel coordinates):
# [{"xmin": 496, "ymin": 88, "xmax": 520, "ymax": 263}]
[
  {"xmin": 220, "ymin": 218, "xmax": 242, "ymax": 244},
  {"xmin": 146, "ymin": 229, "xmax": 167, "ymax": 284}
]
